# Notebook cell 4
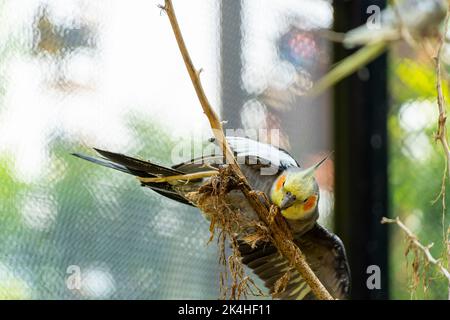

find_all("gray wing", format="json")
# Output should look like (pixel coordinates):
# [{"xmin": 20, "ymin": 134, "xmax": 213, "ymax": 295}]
[
  {"xmin": 239, "ymin": 223, "xmax": 351, "ymax": 300},
  {"xmin": 73, "ymin": 137, "xmax": 299, "ymax": 206},
  {"xmin": 173, "ymin": 136, "xmax": 299, "ymax": 195},
  {"xmin": 225, "ymin": 136, "xmax": 299, "ymax": 169}
]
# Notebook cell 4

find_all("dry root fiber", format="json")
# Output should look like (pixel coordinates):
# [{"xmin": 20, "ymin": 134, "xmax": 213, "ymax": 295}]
[
  {"xmin": 404, "ymin": 238, "xmax": 431, "ymax": 298},
  {"xmin": 186, "ymin": 167, "xmax": 271, "ymax": 299}
]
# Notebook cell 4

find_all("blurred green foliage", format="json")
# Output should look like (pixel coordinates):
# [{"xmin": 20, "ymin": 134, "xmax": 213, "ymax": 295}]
[{"xmin": 389, "ymin": 57, "xmax": 450, "ymax": 299}]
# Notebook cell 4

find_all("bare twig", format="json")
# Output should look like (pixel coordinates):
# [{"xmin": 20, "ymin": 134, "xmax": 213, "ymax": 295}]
[
  {"xmin": 434, "ymin": 7, "xmax": 450, "ymax": 295},
  {"xmin": 162, "ymin": 0, "xmax": 333, "ymax": 300},
  {"xmin": 308, "ymin": 41, "xmax": 386, "ymax": 97},
  {"xmin": 435, "ymin": 8, "xmax": 450, "ymax": 173},
  {"xmin": 159, "ymin": 0, "xmax": 236, "ymax": 168},
  {"xmin": 138, "ymin": 171, "xmax": 218, "ymax": 183},
  {"xmin": 382, "ymin": 217, "xmax": 450, "ymax": 283},
  {"xmin": 315, "ymin": 29, "xmax": 346, "ymax": 43}
]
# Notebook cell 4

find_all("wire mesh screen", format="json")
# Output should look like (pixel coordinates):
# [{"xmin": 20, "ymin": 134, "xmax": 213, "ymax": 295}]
[
  {"xmin": 0, "ymin": 0, "xmax": 221, "ymax": 300},
  {"xmin": 0, "ymin": 0, "xmax": 333, "ymax": 299}
]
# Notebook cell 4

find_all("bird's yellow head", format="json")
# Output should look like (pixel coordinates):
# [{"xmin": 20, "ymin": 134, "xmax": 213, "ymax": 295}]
[{"xmin": 270, "ymin": 156, "xmax": 328, "ymax": 220}]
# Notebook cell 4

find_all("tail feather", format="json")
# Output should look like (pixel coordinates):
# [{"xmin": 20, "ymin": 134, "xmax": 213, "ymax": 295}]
[
  {"xmin": 146, "ymin": 185, "xmax": 194, "ymax": 206},
  {"xmin": 93, "ymin": 148, "xmax": 183, "ymax": 176},
  {"xmin": 72, "ymin": 150, "xmax": 194, "ymax": 206},
  {"xmin": 72, "ymin": 153, "xmax": 133, "ymax": 175}
]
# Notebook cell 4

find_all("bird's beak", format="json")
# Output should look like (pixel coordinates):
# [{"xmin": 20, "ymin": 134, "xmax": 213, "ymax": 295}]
[{"xmin": 280, "ymin": 193, "xmax": 296, "ymax": 210}]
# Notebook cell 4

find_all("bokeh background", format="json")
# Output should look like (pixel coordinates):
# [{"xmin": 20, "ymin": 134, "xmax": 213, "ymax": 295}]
[{"xmin": 0, "ymin": 0, "xmax": 449, "ymax": 299}]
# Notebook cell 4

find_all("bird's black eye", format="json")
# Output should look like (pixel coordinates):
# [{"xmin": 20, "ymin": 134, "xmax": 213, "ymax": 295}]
[
  {"xmin": 303, "ymin": 198, "xmax": 308, "ymax": 203},
  {"xmin": 286, "ymin": 191, "xmax": 296, "ymax": 200}
]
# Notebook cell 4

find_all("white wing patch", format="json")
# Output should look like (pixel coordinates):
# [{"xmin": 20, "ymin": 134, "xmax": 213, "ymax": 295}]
[{"xmin": 225, "ymin": 136, "xmax": 299, "ymax": 170}]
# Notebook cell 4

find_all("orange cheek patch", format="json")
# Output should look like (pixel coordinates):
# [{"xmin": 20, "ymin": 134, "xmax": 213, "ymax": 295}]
[
  {"xmin": 275, "ymin": 175, "xmax": 286, "ymax": 191},
  {"xmin": 303, "ymin": 195, "xmax": 317, "ymax": 212}
]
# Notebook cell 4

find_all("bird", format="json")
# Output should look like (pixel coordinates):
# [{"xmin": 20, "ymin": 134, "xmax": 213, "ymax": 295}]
[
  {"xmin": 309, "ymin": 0, "xmax": 447, "ymax": 96},
  {"xmin": 73, "ymin": 136, "xmax": 350, "ymax": 300}
]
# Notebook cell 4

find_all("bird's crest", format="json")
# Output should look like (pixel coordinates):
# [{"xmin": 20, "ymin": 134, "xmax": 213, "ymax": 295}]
[{"xmin": 285, "ymin": 153, "xmax": 331, "ymax": 198}]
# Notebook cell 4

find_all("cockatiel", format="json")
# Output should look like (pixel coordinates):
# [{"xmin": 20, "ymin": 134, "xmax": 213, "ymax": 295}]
[
  {"xmin": 310, "ymin": 0, "xmax": 447, "ymax": 96},
  {"xmin": 73, "ymin": 136, "xmax": 350, "ymax": 300}
]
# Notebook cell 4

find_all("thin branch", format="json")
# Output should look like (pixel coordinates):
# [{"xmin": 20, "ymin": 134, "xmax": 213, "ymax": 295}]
[
  {"xmin": 308, "ymin": 41, "xmax": 386, "ymax": 97},
  {"xmin": 138, "ymin": 171, "xmax": 218, "ymax": 183},
  {"xmin": 434, "ymin": 7, "xmax": 450, "ymax": 297},
  {"xmin": 315, "ymin": 29, "xmax": 346, "ymax": 43},
  {"xmin": 162, "ymin": 0, "xmax": 334, "ymax": 300},
  {"xmin": 382, "ymin": 217, "xmax": 450, "ymax": 283},
  {"xmin": 160, "ymin": 0, "xmax": 236, "ymax": 169},
  {"xmin": 435, "ymin": 9, "xmax": 450, "ymax": 180}
]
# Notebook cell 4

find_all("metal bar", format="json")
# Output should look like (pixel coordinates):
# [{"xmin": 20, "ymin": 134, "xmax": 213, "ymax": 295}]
[
  {"xmin": 220, "ymin": 0, "xmax": 245, "ymax": 130},
  {"xmin": 333, "ymin": 0, "xmax": 389, "ymax": 300}
]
